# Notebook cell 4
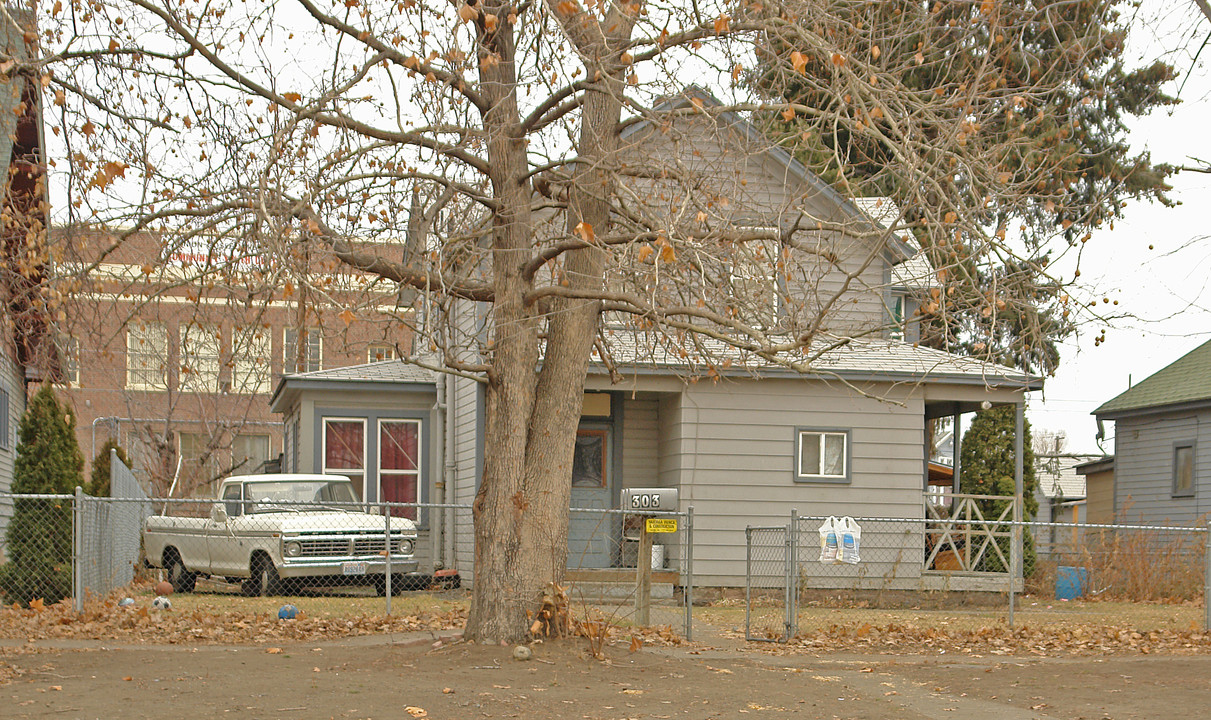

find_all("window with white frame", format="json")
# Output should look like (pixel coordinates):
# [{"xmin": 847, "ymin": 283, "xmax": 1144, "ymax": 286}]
[
  {"xmin": 367, "ymin": 343, "xmax": 396, "ymax": 363},
  {"xmin": 58, "ymin": 335, "xmax": 80, "ymax": 386},
  {"xmin": 379, "ymin": 419, "xmax": 420, "ymax": 519},
  {"xmin": 232, "ymin": 433, "xmax": 272, "ymax": 473},
  {"xmin": 180, "ymin": 324, "xmax": 222, "ymax": 393},
  {"xmin": 284, "ymin": 327, "xmax": 321, "ymax": 373},
  {"xmin": 795, "ymin": 428, "xmax": 849, "ymax": 482},
  {"xmin": 729, "ymin": 237, "xmax": 779, "ymax": 329},
  {"xmin": 126, "ymin": 322, "xmax": 168, "ymax": 390},
  {"xmin": 323, "ymin": 418, "xmax": 365, "ymax": 499},
  {"xmin": 0, "ymin": 387, "xmax": 9, "ymax": 451},
  {"xmin": 888, "ymin": 295, "xmax": 905, "ymax": 341},
  {"xmin": 232, "ymin": 326, "xmax": 271, "ymax": 394},
  {"xmin": 179, "ymin": 431, "xmax": 221, "ymax": 487},
  {"xmin": 1173, "ymin": 443, "xmax": 1195, "ymax": 498}
]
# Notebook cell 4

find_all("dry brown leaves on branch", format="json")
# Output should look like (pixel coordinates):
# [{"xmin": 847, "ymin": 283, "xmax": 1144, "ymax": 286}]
[{"xmin": 0, "ymin": 598, "xmax": 467, "ymax": 646}]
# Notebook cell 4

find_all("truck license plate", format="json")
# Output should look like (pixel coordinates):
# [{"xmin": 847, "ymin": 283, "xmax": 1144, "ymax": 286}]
[{"xmin": 341, "ymin": 561, "xmax": 367, "ymax": 576}]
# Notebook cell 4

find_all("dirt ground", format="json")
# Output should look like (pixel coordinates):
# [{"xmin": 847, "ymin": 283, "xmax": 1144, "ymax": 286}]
[{"xmin": 4, "ymin": 623, "xmax": 1211, "ymax": 720}]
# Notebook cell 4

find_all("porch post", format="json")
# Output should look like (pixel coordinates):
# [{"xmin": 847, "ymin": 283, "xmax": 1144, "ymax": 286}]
[
  {"xmin": 1010, "ymin": 401, "xmax": 1024, "ymax": 627},
  {"xmin": 953, "ymin": 413, "xmax": 962, "ymax": 496}
]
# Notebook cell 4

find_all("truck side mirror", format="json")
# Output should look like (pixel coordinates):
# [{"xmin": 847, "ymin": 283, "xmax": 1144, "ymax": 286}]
[{"xmin": 210, "ymin": 503, "xmax": 229, "ymax": 523}]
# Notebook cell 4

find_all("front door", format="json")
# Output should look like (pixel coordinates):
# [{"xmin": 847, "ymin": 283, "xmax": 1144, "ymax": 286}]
[{"xmin": 568, "ymin": 427, "xmax": 612, "ymax": 569}]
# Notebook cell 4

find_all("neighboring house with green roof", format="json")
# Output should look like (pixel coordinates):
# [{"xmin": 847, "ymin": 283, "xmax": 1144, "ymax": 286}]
[{"xmin": 1093, "ymin": 338, "xmax": 1211, "ymax": 526}]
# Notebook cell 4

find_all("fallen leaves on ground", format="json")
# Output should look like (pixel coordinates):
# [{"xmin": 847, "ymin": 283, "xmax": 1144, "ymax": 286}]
[
  {"xmin": 0, "ymin": 594, "xmax": 467, "ymax": 646},
  {"xmin": 739, "ymin": 622, "xmax": 1211, "ymax": 656}
]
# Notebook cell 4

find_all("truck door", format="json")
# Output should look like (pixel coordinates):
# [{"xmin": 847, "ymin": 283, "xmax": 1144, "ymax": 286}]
[{"xmin": 207, "ymin": 482, "xmax": 245, "ymax": 575}]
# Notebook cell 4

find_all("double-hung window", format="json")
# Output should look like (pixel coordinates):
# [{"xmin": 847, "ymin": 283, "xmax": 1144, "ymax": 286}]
[
  {"xmin": 729, "ymin": 237, "xmax": 779, "ymax": 329},
  {"xmin": 284, "ymin": 327, "xmax": 322, "ymax": 373},
  {"xmin": 1173, "ymin": 443, "xmax": 1195, "ymax": 498},
  {"xmin": 180, "ymin": 324, "xmax": 221, "ymax": 393},
  {"xmin": 126, "ymin": 322, "xmax": 168, "ymax": 390},
  {"xmin": 795, "ymin": 428, "xmax": 849, "ymax": 483},
  {"xmin": 323, "ymin": 418, "xmax": 365, "ymax": 499},
  {"xmin": 233, "ymin": 326, "xmax": 271, "ymax": 394},
  {"xmin": 368, "ymin": 343, "xmax": 396, "ymax": 363},
  {"xmin": 379, "ymin": 419, "xmax": 420, "ymax": 519}
]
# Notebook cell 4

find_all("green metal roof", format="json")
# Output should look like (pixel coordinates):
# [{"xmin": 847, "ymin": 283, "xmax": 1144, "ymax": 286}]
[{"xmin": 1094, "ymin": 338, "xmax": 1211, "ymax": 418}]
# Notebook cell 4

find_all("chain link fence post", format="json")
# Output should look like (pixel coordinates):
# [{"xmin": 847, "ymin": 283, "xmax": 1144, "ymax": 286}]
[
  {"xmin": 684, "ymin": 505, "xmax": 694, "ymax": 641},
  {"xmin": 745, "ymin": 526, "xmax": 753, "ymax": 641},
  {"xmin": 384, "ymin": 505, "xmax": 392, "ymax": 615},
  {"xmin": 1205, "ymin": 519, "xmax": 1210, "ymax": 631},
  {"xmin": 73, "ymin": 486, "xmax": 83, "ymax": 614},
  {"xmin": 1009, "ymin": 498, "xmax": 1019, "ymax": 629},
  {"xmin": 787, "ymin": 509, "xmax": 798, "ymax": 642}
]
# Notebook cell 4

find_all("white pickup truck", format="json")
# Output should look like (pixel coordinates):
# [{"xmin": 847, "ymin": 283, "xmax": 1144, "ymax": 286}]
[{"xmin": 143, "ymin": 474, "xmax": 419, "ymax": 596}]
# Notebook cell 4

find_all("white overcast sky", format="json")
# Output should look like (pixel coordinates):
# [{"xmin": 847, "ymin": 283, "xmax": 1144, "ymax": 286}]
[{"xmin": 1026, "ymin": 12, "xmax": 1211, "ymax": 454}]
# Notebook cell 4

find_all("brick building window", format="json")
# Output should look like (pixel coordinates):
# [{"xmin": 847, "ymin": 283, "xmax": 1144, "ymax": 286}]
[
  {"xmin": 233, "ymin": 326, "xmax": 271, "ymax": 394},
  {"xmin": 126, "ymin": 322, "xmax": 168, "ymax": 390},
  {"xmin": 284, "ymin": 327, "xmax": 321, "ymax": 373},
  {"xmin": 180, "ymin": 324, "xmax": 221, "ymax": 393},
  {"xmin": 368, "ymin": 343, "xmax": 396, "ymax": 363}
]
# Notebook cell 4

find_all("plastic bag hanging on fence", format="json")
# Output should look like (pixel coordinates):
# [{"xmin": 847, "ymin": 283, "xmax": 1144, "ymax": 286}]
[
  {"xmin": 818, "ymin": 516, "xmax": 840, "ymax": 564},
  {"xmin": 839, "ymin": 516, "xmax": 861, "ymax": 564}
]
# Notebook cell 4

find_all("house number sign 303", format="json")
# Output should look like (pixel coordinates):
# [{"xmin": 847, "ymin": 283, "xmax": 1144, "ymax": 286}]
[{"xmin": 620, "ymin": 488, "xmax": 679, "ymax": 513}]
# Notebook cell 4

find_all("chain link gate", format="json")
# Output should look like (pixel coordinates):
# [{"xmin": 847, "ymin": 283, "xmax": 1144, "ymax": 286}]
[{"xmin": 745, "ymin": 523, "xmax": 796, "ymax": 642}]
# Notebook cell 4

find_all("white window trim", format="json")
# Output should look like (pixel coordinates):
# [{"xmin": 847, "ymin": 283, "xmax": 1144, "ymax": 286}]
[
  {"xmin": 794, "ymin": 428, "xmax": 850, "ymax": 483},
  {"xmin": 367, "ymin": 343, "xmax": 397, "ymax": 363},
  {"xmin": 179, "ymin": 323, "xmax": 222, "ymax": 394},
  {"xmin": 232, "ymin": 433, "xmax": 272, "ymax": 473},
  {"xmin": 233, "ymin": 326, "xmax": 272, "ymax": 395},
  {"xmin": 378, "ymin": 418, "xmax": 422, "ymax": 508},
  {"xmin": 1173, "ymin": 442, "xmax": 1195, "ymax": 499},
  {"xmin": 126, "ymin": 322, "xmax": 168, "ymax": 390},
  {"xmin": 284, "ymin": 327, "xmax": 322, "ymax": 374},
  {"xmin": 59, "ymin": 335, "xmax": 81, "ymax": 387},
  {"xmin": 322, "ymin": 417, "xmax": 367, "ymax": 500}
]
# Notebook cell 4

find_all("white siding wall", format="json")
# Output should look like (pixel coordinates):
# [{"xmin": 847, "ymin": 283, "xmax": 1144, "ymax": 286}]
[
  {"xmin": 0, "ymin": 347, "xmax": 23, "ymax": 560},
  {"xmin": 620, "ymin": 117, "xmax": 894, "ymax": 338},
  {"xmin": 1113, "ymin": 411, "xmax": 1210, "ymax": 525},
  {"xmin": 673, "ymin": 378, "xmax": 925, "ymax": 586},
  {"xmin": 450, "ymin": 371, "xmax": 480, "ymax": 581},
  {"xmin": 621, "ymin": 394, "xmax": 660, "ymax": 489}
]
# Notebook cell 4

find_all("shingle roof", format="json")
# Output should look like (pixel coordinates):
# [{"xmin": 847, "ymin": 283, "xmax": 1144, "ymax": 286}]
[
  {"xmin": 594, "ymin": 330, "xmax": 1041, "ymax": 388},
  {"xmin": 284, "ymin": 360, "xmax": 437, "ymax": 385},
  {"xmin": 1093, "ymin": 338, "xmax": 1211, "ymax": 418},
  {"xmin": 1035, "ymin": 455, "xmax": 1101, "ymax": 499}
]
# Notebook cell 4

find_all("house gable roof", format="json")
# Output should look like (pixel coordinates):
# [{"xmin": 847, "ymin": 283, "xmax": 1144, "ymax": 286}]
[
  {"xmin": 622, "ymin": 86, "xmax": 918, "ymax": 263},
  {"xmin": 1093, "ymin": 338, "xmax": 1211, "ymax": 419}
]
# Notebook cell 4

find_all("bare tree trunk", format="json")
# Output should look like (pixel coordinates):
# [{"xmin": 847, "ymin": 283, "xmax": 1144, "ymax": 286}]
[
  {"xmin": 467, "ymin": 8, "xmax": 632, "ymax": 643},
  {"xmin": 467, "ymin": 8, "xmax": 542, "ymax": 643}
]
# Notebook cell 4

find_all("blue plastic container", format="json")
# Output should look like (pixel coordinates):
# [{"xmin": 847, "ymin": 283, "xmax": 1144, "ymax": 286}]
[{"xmin": 1055, "ymin": 566, "xmax": 1088, "ymax": 600}]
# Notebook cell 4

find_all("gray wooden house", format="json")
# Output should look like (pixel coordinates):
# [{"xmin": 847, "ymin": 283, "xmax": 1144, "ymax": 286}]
[
  {"xmin": 269, "ymin": 88, "xmax": 1042, "ymax": 589},
  {"xmin": 1093, "ymin": 339, "xmax": 1211, "ymax": 526},
  {"xmin": 0, "ymin": 8, "xmax": 54, "ymax": 559}
]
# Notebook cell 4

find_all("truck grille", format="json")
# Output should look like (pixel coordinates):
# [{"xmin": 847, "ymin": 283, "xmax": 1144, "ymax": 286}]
[
  {"xmin": 298, "ymin": 539, "xmax": 352, "ymax": 557},
  {"xmin": 295, "ymin": 534, "xmax": 405, "ymax": 557},
  {"xmin": 354, "ymin": 538, "xmax": 390, "ymax": 555}
]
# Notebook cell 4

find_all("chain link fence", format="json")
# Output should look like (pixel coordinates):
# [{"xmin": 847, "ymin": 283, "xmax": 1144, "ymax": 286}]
[
  {"xmin": 746, "ymin": 509, "xmax": 1210, "ymax": 642},
  {"xmin": 1, "ymin": 488, "xmax": 694, "ymax": 638},
  {"xmin": 564, "ymin": 506, "xmax": 694, "ymax": 638}
]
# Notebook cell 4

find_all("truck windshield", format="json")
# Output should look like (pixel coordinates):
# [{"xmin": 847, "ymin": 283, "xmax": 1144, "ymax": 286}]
[{"xmin": 244, "ymin": 480, "xmax": 359, "ymax": 512}]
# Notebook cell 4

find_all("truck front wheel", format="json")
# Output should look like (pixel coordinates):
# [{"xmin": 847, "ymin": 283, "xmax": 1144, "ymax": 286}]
[{"xmin": 249, "ymin": 556, "xmax": 282, "ymax": 597}]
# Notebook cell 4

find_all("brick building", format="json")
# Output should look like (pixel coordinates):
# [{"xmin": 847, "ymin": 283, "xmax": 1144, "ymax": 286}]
[{"xmin": 57, "ymin": 226, "xmax": 417, "ymax": 497}]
